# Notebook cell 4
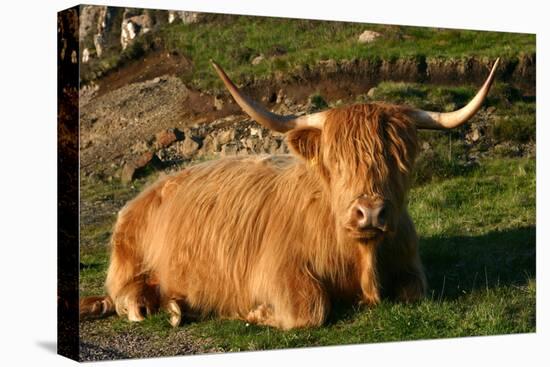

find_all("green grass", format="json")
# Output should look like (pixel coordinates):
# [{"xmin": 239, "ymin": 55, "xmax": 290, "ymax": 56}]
[
  {"xmin": 159, "ymin": 16, "xmax": 534, "ymax": 89},
  {"xmin": 80, "ymin": 175, "xmax": 160, "ymax": 297},
  {"xmin": 79, "ymin": 157, "xmax": 535, "ymax": 351},
  {"xmin": 186, "ymin": 283, "xmax": 534, "ymax": 351},
  {"xmin": 491, "ymin": 100, "xmax": 536, "ymax": 143},
  {"xmin": 367, "ymin": 81, "xmax": 479, "ymax": 111},
  {"xmin": 367, "ymin": 80, "xmax": 534, "ymax": 114},
  {"xmin": 82, "ymin": 15, "xmax": 535, "ymax": 88}
]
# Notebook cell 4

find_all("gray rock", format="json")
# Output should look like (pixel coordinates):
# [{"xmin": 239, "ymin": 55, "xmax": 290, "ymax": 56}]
[
  {"xmin": 221, "ymin": 142, "xmax": 239, "ymax": 156},
  {"xmin": 242, "ymin": 137, "xmax": 262, "ymax": 152},
  {"xmin": 214, "ymin": 96, "xmax": 224, "ymax": 111},
  {"xmin": 79, "ymin": 6, "xmax": 104, "ymax": 40},
  {"xmin": 121, "ymin": 14, "xmax": 153, "ymax": 50},
  {"xmin": 120, "ymin": 151, "xmax": 160, "ymax": 183},
  {"xmin": 82, "ymin": 48, "xmax": 90, "ymax": 63},
  {"xmin": 251, "ymin": 55, "xmax": 265, "ymax": 65},
  {"xmin": 216, "ymin": 129, "xmax": 235, "ymax": 145},
  {"xmin": 93, "ymin": 34, "xmax": 104, "ymax": 57},
  {"xmin": 201, "ymin": 134, "xmax": 216, "ymax": 153},
  {"xmin": 168, "ymin": 11, "xmax": 204, "ymax": 24},
  {"xmin": 249, "ymin": 127, "xmax": 262, "ymax": 138},
  {"xmin": 367, "ymin": 87, "xmax": 377, "ymax": 98},
  {"xmin": 134, "ymin": 151, "xmax": 156, "ymax": 168},
  {"xmin": 469, "ymin": 128, "xmax": 481, "ymax": 142},
  {"xmin": 121, "ymin": 164, "xmax": 136, "ymax": 184},
  {"xmin": 358, "ymin": 30, "xmax": 381, "ymax": 44},
  {"xmin": 154, "ymin": 128, "xmax": 182, "ymax": 149},
  {"xmin": 178, "ymin": 137, "xmax": 200, "ymax": 158},
  {"xmin": 79, "ymin": 6, "xmax": 114, "ymax": 58}
]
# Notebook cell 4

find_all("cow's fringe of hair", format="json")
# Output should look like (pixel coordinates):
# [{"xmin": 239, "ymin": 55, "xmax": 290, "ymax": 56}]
[{"xmin": 321, "ymin": 103, "xmax": 418, "ymax": 205}]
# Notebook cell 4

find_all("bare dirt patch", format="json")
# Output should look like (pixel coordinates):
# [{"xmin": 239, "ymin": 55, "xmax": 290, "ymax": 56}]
[
  {"xmin": 94, "ymin": 51, "xmax": 191, "ymax": 97},
  {"xmin": 79, "ymin": 318, "xmax": 222, "ymax": 361}
]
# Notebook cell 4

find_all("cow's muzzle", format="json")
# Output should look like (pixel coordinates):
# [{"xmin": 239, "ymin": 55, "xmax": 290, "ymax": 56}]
[{"xmin": 346, "ymin": 197, "xmax": 388, "ymax": 240}]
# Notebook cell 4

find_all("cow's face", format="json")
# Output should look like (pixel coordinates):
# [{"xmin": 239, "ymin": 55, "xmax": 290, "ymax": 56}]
[{"xmin": 287, "ymin": 104, "xmax": 418, "ymax": 242}]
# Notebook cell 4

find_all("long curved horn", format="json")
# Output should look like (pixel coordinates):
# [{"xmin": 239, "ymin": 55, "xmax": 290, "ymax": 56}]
[
  {"xmin": 211, "ymin": 60, "xmax": 325, "ymax": 132},
  {"xmin": 407, "ymin": 58, "xmax": 500, "ymax": 129}
]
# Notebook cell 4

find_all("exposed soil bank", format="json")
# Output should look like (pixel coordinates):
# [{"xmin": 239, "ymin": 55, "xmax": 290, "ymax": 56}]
[
  {"xmin": 241, "ymin": 54, "xmax": 535, "ymax": 107},
  {"xmin": 93, "ymin": 53, "xmax": 535, "ymax": 106}
]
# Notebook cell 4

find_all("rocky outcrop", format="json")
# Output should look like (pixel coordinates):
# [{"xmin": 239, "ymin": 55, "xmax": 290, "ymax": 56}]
[
  {"xmin": 79, "ymin": 6, "xmax": 104, "ymax": 41},
  {"xmin": 121, "ymin": 12, "xmax": 153, "ymax": 50},
  {"xmin": 121, "ymin": 151, "xmax": 162, "ymax": 183},
  {"xmin": 167, "ymin": 11, "xmax": 204, "ymax": 24},
  {"xmin": 115, "ymin": 117, "xmax": 289, "ymax": 182},
  {"xmin": 79, "ymin": 6, "xmax": 117, "ymax": 60},
  {"xmin": 94, "ymin": 7, "xmax": 115, "ymax": 57},
  {"xmin": 79, "ymin": 6, "xmax": 208, "ymax": 59}
]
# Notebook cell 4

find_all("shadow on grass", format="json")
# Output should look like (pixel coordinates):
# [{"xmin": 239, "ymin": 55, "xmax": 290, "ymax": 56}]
[
  {"xmin": 323, "ymin": 226, "xmax": 535, "ymax": 325},
  {"xmin": 420, "ymin": 226, "xmax": 535, "ymax": 301}
]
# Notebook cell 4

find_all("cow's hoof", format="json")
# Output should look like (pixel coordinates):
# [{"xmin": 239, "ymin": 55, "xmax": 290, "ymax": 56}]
[
  {"xmin": 166, "ymin": 300, "xmax": 182, "ymax": 327},
  {"xmin": 127, "ymin": 304, "xmax": 146, "ymax": 322}
]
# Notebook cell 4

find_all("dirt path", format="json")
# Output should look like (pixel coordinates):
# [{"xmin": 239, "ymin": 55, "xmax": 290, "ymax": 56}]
[{"xmin": 79, "ymin": 318, "xmax": 222, "ymax": 361}]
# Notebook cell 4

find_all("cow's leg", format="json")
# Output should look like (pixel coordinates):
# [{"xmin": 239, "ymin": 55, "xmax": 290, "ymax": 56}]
[
  {"xmin": 111, "ymin": 275, "xmax": 160, "ymax": 322},
  {"xmin": 357, "ymin": 244, "xmax": 381, "ymax": 306},
  {"xmin": 247, "ymin": 269, "xmax": 330, "ymax": 330},
  {"xmin": 105, "ymin": 202, "xmax": 162, "ymax": 322},
  {"xmin": 389, "ymin": 259, "xmax": 426, "ymax": 303},
  {"xmin": 379, "ymin": 211, "xmax": 427, "ymax": 303},
  {"xmin": 246, "ymin": 303, "xmax": 275, "ymax": 325}
]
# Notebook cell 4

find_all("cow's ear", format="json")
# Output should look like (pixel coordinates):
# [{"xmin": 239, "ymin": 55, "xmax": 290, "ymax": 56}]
[{"xmin": 287, "ymin": 128, "xmax": 321, "ymax": 161}]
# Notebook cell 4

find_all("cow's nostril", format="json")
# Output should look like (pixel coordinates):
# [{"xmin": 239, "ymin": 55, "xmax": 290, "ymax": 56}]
[
  {"xmin": 351, "ymin": 199, "xmax": 388, "ymax": 231},
  {"xmin": 354, "ymin": 205, "xmax": 370, "ymax": 229}
]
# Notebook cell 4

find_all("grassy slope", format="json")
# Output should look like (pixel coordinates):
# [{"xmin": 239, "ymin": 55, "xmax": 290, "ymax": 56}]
[
  {"xmin": 86, "ymin": 16, "xmax": 535, "ymax": 88},
  {"xmin": 160, "ymin": 16, "xmax": 534, "ymax": 89},
  {"xmin": 79, "ymin": 157, "xmax": 535, "ymax": 352}
]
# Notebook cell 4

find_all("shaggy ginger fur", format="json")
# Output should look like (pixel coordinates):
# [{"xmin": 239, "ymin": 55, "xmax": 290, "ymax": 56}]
[{"xmin": 80, "ymin": 103, "xmax": 427, "ymax": 329}]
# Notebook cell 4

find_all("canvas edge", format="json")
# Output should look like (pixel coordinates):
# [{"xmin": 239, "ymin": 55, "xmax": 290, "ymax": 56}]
[{"xmin": 57, "ymin": 4, "xmax": 80, "ymax": 362}]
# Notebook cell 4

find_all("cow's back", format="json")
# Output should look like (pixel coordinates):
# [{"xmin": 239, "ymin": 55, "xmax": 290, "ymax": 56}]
[{"xmin": 135, "ymin": 155, "xmax": 305, "ymax": 317}]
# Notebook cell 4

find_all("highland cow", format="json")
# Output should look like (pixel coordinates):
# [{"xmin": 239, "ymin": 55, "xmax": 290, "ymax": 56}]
[{"xmin": 81, "ymin": 59, "xmax": 500, "ymax": 330}]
